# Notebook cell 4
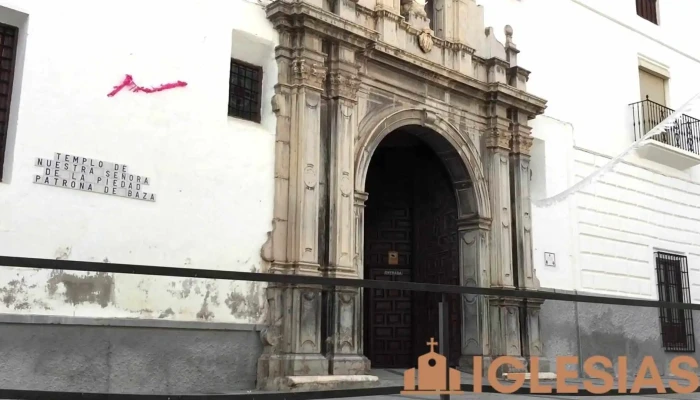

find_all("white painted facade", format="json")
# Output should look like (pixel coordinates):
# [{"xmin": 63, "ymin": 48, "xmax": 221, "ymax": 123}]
[
  {"xmin": 2, "ymin": 0, "xmax": 699, "ymax": 327},
  {"xmin": 0, "ymin": 0, "xmax": 279, "ymax": 324},
  {"xmin": 480, "ymin": 0, "xmax": 700, "ymax": 301}
]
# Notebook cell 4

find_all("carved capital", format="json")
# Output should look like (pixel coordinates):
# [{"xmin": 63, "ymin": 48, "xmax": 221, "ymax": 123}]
[
  {"xmin": 457, "ymin": 216, "xmax": 492, "ymax": 231},
  {"xmin": 329, "ymin": 72, "xmax": 361, "ymax": 100},
  {"xmin": 524, "ymin": 297, "xmax": 545, "ymax": 309},
  {"xmin": 485, "ymin": 129, "xmax": 512, "ymax": 150},
  {"xmin": 292, "ymin": 58, "xmax": 327, "ymax": 89},
  {"xmin": 511, "ymin": 134, "xmax": 533, "ymax": 155},
  {"xmin": 354, "ymin": 190, "xmax": 369, "ymax": 206}
]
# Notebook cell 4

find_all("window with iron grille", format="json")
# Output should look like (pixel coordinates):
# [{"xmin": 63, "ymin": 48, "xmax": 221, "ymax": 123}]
[
  {"xmin": 655, "ymin": 252, "xmax": 695, "ymax": 352},
  {"xmin": 0, "ymin": 22, "xmax": 18, "ymax": 181},
  {"xmin": 636, "ymin": 0, "xmax": 658, "ymax": 24},
  {"xmin": 228, "ymin": 58, "xmax": 262, "ymax": 123}
]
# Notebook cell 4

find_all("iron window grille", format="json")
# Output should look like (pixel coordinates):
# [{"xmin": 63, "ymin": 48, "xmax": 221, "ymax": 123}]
[
  {"xmin": 228, "ymin": 58, "xmax": 262, "ymax": 123},
  {"xmin": 655, "ymin": 251, "xmax": 695, "ymax": 352},
  {"xmin": 636, "ymin": 0, "xmax": 658, "ymax": 24},
  {"xmin": 0, "ymin": 22, "xmax": 18, "ymax": 181}
]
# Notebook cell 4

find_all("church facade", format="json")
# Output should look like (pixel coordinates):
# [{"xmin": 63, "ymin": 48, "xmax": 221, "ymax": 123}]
[
  {"xmin": 256, "ymin": 0, "xmax": 547, "ymax": 390},
  {"xmin": 11, "ymin": 0, "xmax": 700, "ymax": 394},
  {"xmin": 0, "ymin": 0, "xmax": 549, "ymax": 393}
]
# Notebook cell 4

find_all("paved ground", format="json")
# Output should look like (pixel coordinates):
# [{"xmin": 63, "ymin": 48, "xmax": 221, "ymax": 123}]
[{"xmin": 342, "ymin": 394, "xmax": 700, "ymax": 400}]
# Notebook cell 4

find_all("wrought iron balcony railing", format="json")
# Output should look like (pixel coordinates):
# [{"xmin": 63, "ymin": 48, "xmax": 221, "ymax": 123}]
[{"xmin": 630, "ymin": 96, "xmax": 700, "ymax": 156}]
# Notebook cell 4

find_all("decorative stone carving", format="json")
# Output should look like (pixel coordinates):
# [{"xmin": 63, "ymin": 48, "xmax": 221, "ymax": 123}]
[
  {"xmin": 401, "ymin": 0, "xmax": 427, "ymax": 17},
  {"xmin": 330, "ymin": 72, "xmax": 361, "ymax": 100},
  {"xmin": 261, "ymin": 0, "xmax": 549, "ymax": 388},
  {"xmin": 340, "ymin": 172, "xmax": 352, "ymax": 197},
  {"xmin": 304, "ymin": 164, "xmax": 318, "ymax": 189},
  {"xmin": 418, "ymin": 28, "xmax": 434, "ymax": 53},
  {"xmin": 485, "ymin": 129, "xmax": 512, "ymax": 150},
  {"xmin": 292, "ymin": 58, "xmax": 327, "ymax": 89},
  {"xmin": 511, "ymin": 134, "xmax": 533, "ymax": 155},
  {"xmin": 260, "ymin": 227, "xmax": 274, "ymax": 262},
  {"xmin": 271, "ymin": 94, "xmax": 281, "ymax": 114}
]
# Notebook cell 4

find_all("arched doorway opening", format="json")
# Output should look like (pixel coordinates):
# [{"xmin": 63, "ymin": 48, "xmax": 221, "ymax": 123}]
[{"xmin": 362, "ymin": 127, "xmax": 463, "ymax": 369}]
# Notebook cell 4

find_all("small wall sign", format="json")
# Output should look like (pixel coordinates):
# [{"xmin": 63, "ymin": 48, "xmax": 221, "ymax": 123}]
[
  {"xmin": 388, "ymin": 251, "xmax": 399, "ymax": 265},
  {"xmin": 34, "ymin": 153, "xmax": 156, "ymax": 202},
  {"xmin": 544, "ymin": 252, "xmax": 556, "ymax": 267},
  {"xmin": 384, "ymin": 270, "xmax": 403, "ymax": 276}
]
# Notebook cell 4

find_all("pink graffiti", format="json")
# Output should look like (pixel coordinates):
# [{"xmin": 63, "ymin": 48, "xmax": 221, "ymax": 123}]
[{"xmin": 107, "ymin": 74, "xmax": 187, "ymax": 97}]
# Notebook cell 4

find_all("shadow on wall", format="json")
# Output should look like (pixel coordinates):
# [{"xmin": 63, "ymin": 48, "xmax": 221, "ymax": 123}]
[{"xmin": 540, "ymin": 297, "xmax": 700, "ymax": 376}]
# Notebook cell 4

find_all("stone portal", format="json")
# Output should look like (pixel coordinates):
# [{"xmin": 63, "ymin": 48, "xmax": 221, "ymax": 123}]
[{"xmin": 258, "ymin": 0, "xmax": 548, "ymax": 391}]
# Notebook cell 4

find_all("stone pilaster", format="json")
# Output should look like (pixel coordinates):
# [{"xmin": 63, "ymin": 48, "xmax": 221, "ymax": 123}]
[
  {"xmin": 483, "ymin": 106, "xmax": 522, "ymax": 373},
  {"xmin": 432, "ymin": 0, "xmax": 450, "ymax": 39},
  {"xmin": 326, "ymin": 43, "xmax": 360, "ymax": 279},
  {"xmin": 457, "ymin": 216, "xmax": 491, "ymax": 369},
  {"xmin": 509, "ymin": 109, "xmax": 548, "ymax": 371},
  {"xmin": 257, "ymin": 27, "xmax": 329, "ymax": 390},
  {"xmin": 258, "ymin": 284, "xmax": 327, "ymax": 390},
  {"xmin": 324, "ymin": 43, "xmax": 370, "ymax": 375},
  {"xmin": 484, "ymin": 115, "xmax": 514, "ymax": 289},
  {"xmin": 484, "ymin": 296, "xmax": 526, "ymax": 376},
  {"xmin": 522, "ymin": 298, "xmax": 544, "ymax": 360},
  {"xmin": 510, "ymin": 134, "xmax": 535, "ymax": 290}
]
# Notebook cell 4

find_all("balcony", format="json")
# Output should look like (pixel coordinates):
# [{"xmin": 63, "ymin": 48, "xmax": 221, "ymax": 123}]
[{"xmin": 630, "ymin": 97, "xmax": 700, "ymax": 170}]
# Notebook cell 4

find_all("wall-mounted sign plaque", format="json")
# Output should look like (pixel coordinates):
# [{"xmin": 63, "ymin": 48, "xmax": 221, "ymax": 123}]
[
  {"xmin": 388, "ymin": 251, "xmax": 399, "ymax": 265},
  {"xmin": 33, "ymin": 153, "xmax": 156, "ymax": 202}
]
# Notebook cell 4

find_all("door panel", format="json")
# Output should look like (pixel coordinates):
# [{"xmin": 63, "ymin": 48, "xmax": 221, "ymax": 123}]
[
  {"xmin": 364, "ymin": 141, "xmax": 461, "ymax": 368},
  {"xmin": 364, "ymin": 147, "xmax": 416, "ymax": 368},
  {"xmin": 413, "ymin": 146, "xmax": 462, "ymax": 366}
]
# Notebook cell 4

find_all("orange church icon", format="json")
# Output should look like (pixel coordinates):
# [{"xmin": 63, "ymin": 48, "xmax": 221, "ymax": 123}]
[{"xmin": 401, "ymin": 337, "xmax": 464, "ymax": 395}]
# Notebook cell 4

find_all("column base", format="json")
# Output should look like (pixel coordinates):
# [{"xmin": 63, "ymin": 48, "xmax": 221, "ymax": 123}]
[
  {"xmin": 256, "ymin": 353, "xmax": 329, "ymax": 390},
  {"xmin": 328, "ymin": 354, "xmax": 371, "ymax": 375}
]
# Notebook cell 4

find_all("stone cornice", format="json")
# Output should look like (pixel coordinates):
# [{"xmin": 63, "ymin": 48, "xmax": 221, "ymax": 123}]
[
  {"xmin": 361, "ymin": 42, "xmax": 489, "ymax": 96},
  {"xmin": 487, "ymin": 83, "xmax": 547, "ymax": 117},
  {"xmin": 266, "ymin": 1, "xmax": 378, "ymax": 48},
  {"xmin": 267, "ymin": 0, "xmax": 547, "ymax": 118}
]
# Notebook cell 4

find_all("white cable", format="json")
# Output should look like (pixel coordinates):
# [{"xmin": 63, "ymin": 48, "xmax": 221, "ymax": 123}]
[{"xmin": 532, "ymin": 92, "xmax": 700, "ymax": 208}]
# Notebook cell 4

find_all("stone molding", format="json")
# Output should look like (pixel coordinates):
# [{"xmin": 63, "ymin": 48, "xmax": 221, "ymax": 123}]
[
  {"xmin": 354, "ymin": 106, "xmax": 492, "ymax": 220},
  {"xmin": 259, "ymin": 0, "xmax": 550, "ymax": 388},
  {"xmin": 266, "ymin": 1, "xmax": 546, "ymax": 117}
]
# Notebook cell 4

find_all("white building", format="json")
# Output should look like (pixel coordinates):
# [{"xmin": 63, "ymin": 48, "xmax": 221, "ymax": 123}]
[
  {"xmin": 0, "ymin": 0, "xmax": 278, "ymax": 392},
  {"xmin": 0, "ymin": 0, "xmax": 698, "ymax": 394},
  {"xmin": 481, "ymin": 0, "xmax": 700, "ymax": 376}
]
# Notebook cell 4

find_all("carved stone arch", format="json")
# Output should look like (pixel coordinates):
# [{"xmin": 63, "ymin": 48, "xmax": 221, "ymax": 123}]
[
  {"xmin": 355, "ymin": 107, "xmax": 491, "ymax": 221},
  {"xmin": 353, "ymin": 106, "xmax": 492, "ymax": 367}
]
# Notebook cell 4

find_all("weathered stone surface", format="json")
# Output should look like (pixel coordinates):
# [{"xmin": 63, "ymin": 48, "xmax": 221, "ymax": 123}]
[{"xmin": 259, "ymin": 0, "xmax": 547, "ymax": 389}]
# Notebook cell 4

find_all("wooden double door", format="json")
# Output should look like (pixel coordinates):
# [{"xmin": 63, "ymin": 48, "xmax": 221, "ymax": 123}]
[{"xmin": 363, "ymin": 137, "xmax": 462, "ymax": 368}]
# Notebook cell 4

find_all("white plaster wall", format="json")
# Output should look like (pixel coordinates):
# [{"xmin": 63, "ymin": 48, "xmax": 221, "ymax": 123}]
[
  {"xmin": 480, "ymin": 0, "xmax": 700, "ymax": 299},
  {"xmin": 0, "ymin": 0, "xmax": 278, "ymax": 323}
]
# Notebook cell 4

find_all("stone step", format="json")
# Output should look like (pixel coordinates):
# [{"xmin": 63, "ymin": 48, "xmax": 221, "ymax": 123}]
[
  {"xmin": 276, "ymin": 375, "xmax": 380, "ymax": 391},
  {"xmin": 503, "ymin": 372, "xmax": 558, "ymax": 381}
]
